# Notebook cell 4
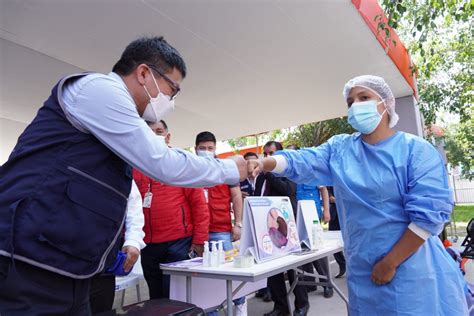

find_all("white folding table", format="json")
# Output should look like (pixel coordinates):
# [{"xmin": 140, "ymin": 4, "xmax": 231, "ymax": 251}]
[{"xmin": 162, "ymin": 237, "xmax": 348, "ymax": 315}]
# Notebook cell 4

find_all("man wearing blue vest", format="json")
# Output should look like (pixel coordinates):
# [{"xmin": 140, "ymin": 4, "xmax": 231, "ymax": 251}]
[{"xmin": 0, "ymin": 36, "xmax": 247, "ymax": 315}]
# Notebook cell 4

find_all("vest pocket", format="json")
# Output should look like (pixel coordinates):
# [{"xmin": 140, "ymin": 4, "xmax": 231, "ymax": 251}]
[
  {"xmin": 38, "ymin": 175, "xmax": 127, "ymax": 262},
  {"xmin": 66, "ymin": 178, "xmax": 125, "ymax": 222}
]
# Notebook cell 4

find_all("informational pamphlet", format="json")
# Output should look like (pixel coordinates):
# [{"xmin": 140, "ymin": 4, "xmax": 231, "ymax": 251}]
[
  {"xmin": 161, "ymin": 257, "xmax": 203, "ymax": 269},
  {"xmin": 239, "ymin": 197, "xmax": 301, "ymax": 263}
]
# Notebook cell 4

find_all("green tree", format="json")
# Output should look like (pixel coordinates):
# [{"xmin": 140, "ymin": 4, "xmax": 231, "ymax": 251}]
[
  {"xmin": 284, "ymin": 117, "xmax": 355, "ymax": 148},
  {"xmin": 226, "ymin": 136, "xmax": 256, "ymax": 153},
  {"xmin": 444, "ymin": 116, "xmax": 474, "ymax": 179},
  {"xmin": 378, "ymin": 0, "xmax": 473, "ymax": 177},
  {"xmin": 377, "ymin": 0, "xmax": 472, "ymax": 124},
  {"xmin": 226, "ymin": 129, "xmax": 287, "ymax": 153}
]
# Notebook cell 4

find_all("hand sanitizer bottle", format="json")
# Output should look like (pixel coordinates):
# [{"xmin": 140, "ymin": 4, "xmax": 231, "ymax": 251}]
[
  {"xmin": 317, "ymin": 223, "xmax": 324, "ymax": 249},
  {"xmin": 218, "ymin": 240, "xmax": 226, "ymax": 264},
  {"xmin": 202, "ymin": 241, "xmax": 210, "ymax": 267},
  {"xmin": 210, "ymin": 241, "xmax": 219, "ymax": 267}
]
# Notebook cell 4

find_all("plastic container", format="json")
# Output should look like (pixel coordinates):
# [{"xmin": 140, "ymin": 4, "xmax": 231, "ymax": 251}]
[
  {"xmin": 311, "ymin": 220, "xmax": 323, "ymax": 250},
  {"xmin": 202, "ymin": 241, "xmax": 210, "ymax": 267}
]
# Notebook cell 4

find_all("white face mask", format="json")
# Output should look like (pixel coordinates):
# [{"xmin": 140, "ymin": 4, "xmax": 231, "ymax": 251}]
[
  {"xmin": 141, "ymin": 70, "xmax": 175, "ymax": 123},
  {"xmin": 196, "ymin": 150, "xmax": 215, "ymax": 158},
  {"xmin": 155, "ymin": 135, "xmax": 166, "ymax": 145}
]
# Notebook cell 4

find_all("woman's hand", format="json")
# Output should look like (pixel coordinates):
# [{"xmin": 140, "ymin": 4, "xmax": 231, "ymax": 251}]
[
  {"xmin": 371, "ymin": 228, "xmax": 425, "ymax": 286},
  {"xmin": 371, "ymin": 257, "xmax": 396, "ymax": 285}
]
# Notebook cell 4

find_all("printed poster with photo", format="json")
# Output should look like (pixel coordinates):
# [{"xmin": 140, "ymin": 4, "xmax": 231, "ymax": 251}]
[{"xmin": 240, "ymin": 197, "xmax": 301, "ymax": 263}]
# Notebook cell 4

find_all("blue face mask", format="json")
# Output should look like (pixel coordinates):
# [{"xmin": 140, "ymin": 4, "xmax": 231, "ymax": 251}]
[{"xmin": 347, "ymin": 100, "xmax": 386, "ymax": 134}]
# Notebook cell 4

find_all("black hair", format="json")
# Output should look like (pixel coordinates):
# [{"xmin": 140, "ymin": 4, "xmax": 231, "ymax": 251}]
[
  {"xmin": 146, "ymin": 119, "xmax": 168, "ymax": 130},
  {"xmin": 195, "ymin": 131, "xmax": 216, "ymax": 146},
  {"xmin": 264, "ymin": 141, "xmax": 283, "ymax": 151},
  {"xmin": 159, "ymin": 120, "xmax": 168, "ymax": 130},
  {"xmin": 112, "ymin": 36, "xmax": 186, "ymax": 78},
  {"xmin": 243, "ymin": 152, "xmax": 258, "ymax": 159}
]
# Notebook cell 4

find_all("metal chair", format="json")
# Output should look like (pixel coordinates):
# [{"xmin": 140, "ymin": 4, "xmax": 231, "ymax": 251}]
[
  {"xmin": 114, "ymin": 255, "xmax": 144, "ymax": 307},
  {"xmin": 461, "ymin": 218, "xmax": 474, "ymax": 259}
]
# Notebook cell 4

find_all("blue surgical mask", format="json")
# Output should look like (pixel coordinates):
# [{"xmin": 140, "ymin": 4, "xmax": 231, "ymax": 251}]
[
  {"xmin": 196, "ymin": 150, "xmax": 215, "ymax": 158},
  {"xmin": 348, "ymin": 100, "xmax": 386, "ymax": 134}
]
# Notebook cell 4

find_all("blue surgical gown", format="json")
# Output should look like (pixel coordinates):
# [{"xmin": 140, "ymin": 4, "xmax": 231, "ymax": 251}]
[{"xmin": 276, "ymin": 131, "xmax": 468, "ymax": 315}]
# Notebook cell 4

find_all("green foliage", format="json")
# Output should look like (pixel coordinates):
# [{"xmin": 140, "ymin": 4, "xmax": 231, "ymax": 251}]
[
  {"xmin": 378, "ymin": 0, "xmax": 473, "ymax": 179},
  {"xmin": 225, "ymin": 118, "xmax": 353, "ymax": 152},
  {"xmin": 444, "ymin": 116, "xmax": 474, "ymax": 179},
  {"xmin": 226, "ymin": 136, "xmax": 256, "ymax": 153},
  {"xmin": 378, "ymin": 0, "xmax": 473, "ymax": 125},
  {"xmin": 284, "ymin": 117, "xmax": 355, "ymax": 148},
  {"xmin": 454, "ymin": 204, "xmax": 474, "ymax": 223},
  {"xmin": 226, "ymin": 131, "xmax": 284, "ymax": 153}
]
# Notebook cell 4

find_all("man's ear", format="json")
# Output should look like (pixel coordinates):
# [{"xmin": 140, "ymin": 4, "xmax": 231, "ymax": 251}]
[
  {"xmin": 165, "ymin": 133, "xmax": 171, "ymax": 144},
  {"xmin": 135, "ymin": 64, "xmax": 149, "ymax": 86}
]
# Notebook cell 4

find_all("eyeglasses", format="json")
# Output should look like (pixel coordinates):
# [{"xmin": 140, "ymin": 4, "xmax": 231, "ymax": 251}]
[{"xmin": 147, "ymin": 64, "xmax": 181, "ymax": 100}]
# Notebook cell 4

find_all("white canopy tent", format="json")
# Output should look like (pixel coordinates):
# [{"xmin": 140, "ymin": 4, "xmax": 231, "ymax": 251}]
[{"xmin": 0, "ymin": 0, "xmax": 416, "ymax": 163}]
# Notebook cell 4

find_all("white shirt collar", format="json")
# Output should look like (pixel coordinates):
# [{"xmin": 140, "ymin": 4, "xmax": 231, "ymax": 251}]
[{"xmin": 108, "ymin": 72, "xmax": 130, "ymax": 93}]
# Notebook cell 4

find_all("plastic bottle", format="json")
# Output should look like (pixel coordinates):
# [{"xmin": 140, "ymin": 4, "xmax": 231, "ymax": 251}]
[
  {"xmin": 202, "ymin": 241, "xmax": 210, "ymax": 267},
  {"xmin": 210, "ymin": 241, "xmax": 219, "ymax": 267},
  {"xmin": 218, "ymin": 240, "xmax": 226, "ymax": 264},
  {"xmin": 312, "ymin": 220, "xmax": 323, "ymax": 250},
  {"xmin": 203, "ymin": 189, "xmax": 209, "ymax": 203},
  {"xmin": 317, "ymin": 223, "xmax": 324, "ymax": 249}
]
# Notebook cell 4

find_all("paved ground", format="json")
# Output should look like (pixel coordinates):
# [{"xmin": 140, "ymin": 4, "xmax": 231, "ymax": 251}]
[{"xmin": 113, "ymin": 236, "xmax": 472, "ymax": 315}]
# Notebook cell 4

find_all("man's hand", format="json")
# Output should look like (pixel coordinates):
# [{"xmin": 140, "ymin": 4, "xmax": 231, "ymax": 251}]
[
  {"xmin": 228, "ymin": 156, "xmax": 247, "ymax": 182},
  {"xmin": 190, "ymin": 244, "xmax": 204, "ymax": 257},
  {"xmin": 329, "ymin": 196, "xmax": 336, "ymax": 204},
  {"xmin": 122, "ymin": 246, "xmax": 140, "ymax": 273},
  {"xmin": 247, "ymin": 159, "xmax": 263, "ymax": 178},
  {"xmin": 241, "ymin": 191, "xmax": 250, "ymax": 198},
  {"xmin": 371, "ymin": 257, "xmax": 397, "ymax": 285},
  {"xmin": 232, "ymin": 226, "xmax": 242, "ymax": 241}
]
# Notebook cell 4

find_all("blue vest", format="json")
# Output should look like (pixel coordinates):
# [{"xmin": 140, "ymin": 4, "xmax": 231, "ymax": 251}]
[
  {"xmin": 0, "ymin": 73, "xmax": 133, "ymax": 279},
  {"xmin": 296, "ymin": 184, "xmax": 322, "ymax": 219}
]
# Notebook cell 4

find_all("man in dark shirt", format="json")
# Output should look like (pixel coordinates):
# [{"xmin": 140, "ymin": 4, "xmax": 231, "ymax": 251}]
[{"xmin": 259, "ymin": 141, "xmax": 310, "ymax": 316}]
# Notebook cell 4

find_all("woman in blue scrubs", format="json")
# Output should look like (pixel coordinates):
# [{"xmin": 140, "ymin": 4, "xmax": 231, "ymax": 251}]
[{"xmin": 249, "ymin": 75, "xmax": 468, "ymax": 315}]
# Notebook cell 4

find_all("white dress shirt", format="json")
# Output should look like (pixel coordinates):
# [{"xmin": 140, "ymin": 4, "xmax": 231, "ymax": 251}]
[
  {"xmin": 61, "ymin": 72, "xmax": 239, "ymax": 187},
  {"xmin": 123, "ymin": 181, "xmax": 146, "ymax": 250}
]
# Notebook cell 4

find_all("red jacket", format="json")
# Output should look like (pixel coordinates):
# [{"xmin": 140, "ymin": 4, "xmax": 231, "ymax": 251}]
[
  {"xmin": 133, "ymin": 170, "xmax": 209, "ymax": 245},
  {"xmin": 207, "ymin": 184, "xmax": 232, "ymax": 233}
]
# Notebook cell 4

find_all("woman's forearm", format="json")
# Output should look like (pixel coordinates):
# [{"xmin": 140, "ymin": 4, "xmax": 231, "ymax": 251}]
[
  {"xmin": 262, "ymin": 157, "xmax": 277, "ymax": 172},
  {"xmin": 383, "ymin": 228, "xmax": 425, "ymax": 268},
  {"xmin": 371, "ymin": 227, "xmax": 427, "ymax": 285}
]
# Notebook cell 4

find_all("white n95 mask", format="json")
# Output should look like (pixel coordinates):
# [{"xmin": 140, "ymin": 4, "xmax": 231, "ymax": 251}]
[
  {"xmin": 196, "ymin": 150, "xmax": 215, "ymax": 158},
  {"xmin": 142, "ymin": 71, "xmax": 175, "ymax": 123}
]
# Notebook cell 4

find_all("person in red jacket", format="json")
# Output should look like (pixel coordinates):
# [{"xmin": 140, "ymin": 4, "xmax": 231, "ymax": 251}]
[
  {"xmin": 134, "ymin": 120, "xmax": 209, "ymax": 299},
  {"xmin": 195, "ymin": 131, "xmax": 246, "ymax": 315}
]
